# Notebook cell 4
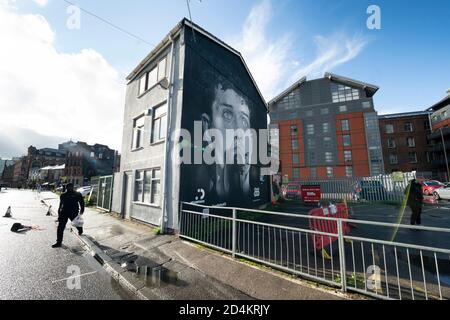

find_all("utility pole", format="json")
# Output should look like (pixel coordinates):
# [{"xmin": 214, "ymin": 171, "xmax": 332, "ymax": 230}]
[{"xmin": 440, "ymin": 128, "xmax": 450, "ymax": 181}]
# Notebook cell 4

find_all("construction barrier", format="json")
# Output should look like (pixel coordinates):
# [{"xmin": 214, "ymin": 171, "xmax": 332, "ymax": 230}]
[{"xmin": 308, "ymin": 203, "xmax": 350, "ymax": 250}]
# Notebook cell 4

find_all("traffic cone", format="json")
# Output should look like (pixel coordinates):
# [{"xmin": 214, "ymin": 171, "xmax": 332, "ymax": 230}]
[
  {"xmin": 46, "ymin": 206, "xmax": 52, "ymax": 216},
  {"xmin": 4, "ymin": 206, "xmax": 12, "ymax": 218}
]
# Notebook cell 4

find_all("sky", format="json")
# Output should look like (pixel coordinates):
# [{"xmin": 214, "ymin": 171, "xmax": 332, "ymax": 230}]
[{"xmin": 0, "ymin": 0, "xmax": 449, "ymax": 158}]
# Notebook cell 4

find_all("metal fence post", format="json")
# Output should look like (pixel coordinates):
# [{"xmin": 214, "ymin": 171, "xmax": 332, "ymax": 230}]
[
  {"xmin": 232, "ymin": 209, "xmax": 237, "ymax": 259},
  {"xmin": 337, "ymin": 219, "xmax": 347, "ymax": 292}
]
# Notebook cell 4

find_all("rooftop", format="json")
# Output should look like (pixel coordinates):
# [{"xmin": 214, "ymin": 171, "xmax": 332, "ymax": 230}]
[{"xmin": 379, "ymin": 111, "xmax": 432, "ymax": 120}]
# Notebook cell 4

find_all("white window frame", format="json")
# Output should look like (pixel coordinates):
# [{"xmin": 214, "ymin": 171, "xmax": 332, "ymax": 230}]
[{"xmin": 134, "ymin": 168, "xmax": 161, "ymax": 206}]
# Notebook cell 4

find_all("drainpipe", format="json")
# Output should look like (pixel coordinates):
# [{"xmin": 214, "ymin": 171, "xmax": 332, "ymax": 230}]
[{"xmin": 160, "ymin": 34, "xmax": 176, "ymax": 234}]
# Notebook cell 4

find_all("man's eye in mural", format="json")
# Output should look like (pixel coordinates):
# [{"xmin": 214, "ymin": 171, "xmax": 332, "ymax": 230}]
[
  {"xmin": 240, "ymin": 116, "xmax": 250, "ymax": 129},
  {"xmin": 222, "ymin": 109, "xmax": 234, "ymax": 122}
]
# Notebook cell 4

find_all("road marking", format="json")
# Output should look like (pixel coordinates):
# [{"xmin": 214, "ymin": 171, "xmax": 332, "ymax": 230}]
[{"xmin": 51, "ymin": 271, "xmax": 98, "ymax": 284}]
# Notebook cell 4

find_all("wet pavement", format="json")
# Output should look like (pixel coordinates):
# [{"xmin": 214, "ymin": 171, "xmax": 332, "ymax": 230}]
[{"xmin": 0, "ymin": 189, "xmax": 136, "ymax": 300}]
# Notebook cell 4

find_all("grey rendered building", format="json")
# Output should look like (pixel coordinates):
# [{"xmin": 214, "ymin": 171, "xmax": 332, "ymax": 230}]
[{"xmin": 112, "ymin": 19, "xmax": 271, "ymax": 232}]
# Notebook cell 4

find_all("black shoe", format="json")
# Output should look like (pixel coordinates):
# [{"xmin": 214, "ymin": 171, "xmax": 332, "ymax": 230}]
[
  {"xmin": 77, "ymin": 227, "xmax": 83, "ymax": 236},
  {"xmin": 52, "ymin": 243, "xmax": 62, "ymax": 248}
]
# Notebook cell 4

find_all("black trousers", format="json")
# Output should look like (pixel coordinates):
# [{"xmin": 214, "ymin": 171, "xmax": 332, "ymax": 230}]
[
  {"xmin": 57, "ymin": 212, "xmax": 83, "ymax": 244},
  {"xmin": 410, "ymin": 204, "xmax": 422, "ymax": 225}
]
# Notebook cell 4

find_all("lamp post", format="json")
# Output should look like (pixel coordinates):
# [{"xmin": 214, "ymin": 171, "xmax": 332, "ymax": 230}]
[{"xmin": 440, "ymin": 128, "xmax": 450, "ymax": 181}]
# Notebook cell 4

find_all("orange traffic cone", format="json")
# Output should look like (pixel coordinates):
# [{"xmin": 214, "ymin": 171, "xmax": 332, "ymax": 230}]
[{"xmin": 4, "ymin": 206, "xmax": 12, "ymax": 218}]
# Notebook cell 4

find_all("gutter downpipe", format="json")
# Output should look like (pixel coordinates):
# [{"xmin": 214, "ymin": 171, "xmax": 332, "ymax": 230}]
[{"xmin": 160, "ymin": 34, "xmax": 176, "ymax": 234}]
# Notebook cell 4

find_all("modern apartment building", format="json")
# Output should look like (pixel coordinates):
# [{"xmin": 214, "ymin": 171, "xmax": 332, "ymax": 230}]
[
  {"xmin": 112, "ymin": 19, "xmax": 270, "ymax": 232},
  {"xmin": 427, "ymin": 90, "xmax": 450, "ymax": 181},
  {"xmin": 269, "ymin": 73, "xmax": 384, "ymax": 180},
  {"xmin": 379, "ymin": 111, "xmax": 433, "ymax": 175}
]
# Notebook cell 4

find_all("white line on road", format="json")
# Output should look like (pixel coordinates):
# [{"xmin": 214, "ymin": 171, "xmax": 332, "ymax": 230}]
[{"xmin": 51, "ymin": 271, "xmax": 98, "ymax": 284}]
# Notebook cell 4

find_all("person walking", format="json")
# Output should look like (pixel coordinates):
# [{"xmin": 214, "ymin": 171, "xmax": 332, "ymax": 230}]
[
  {"xmin": 406, "ymin": 179, "xmax": 424, "ymax": 226},
  {"xmin": 52, "ymin": 183, "xmax": 84, "ymax": 248}
]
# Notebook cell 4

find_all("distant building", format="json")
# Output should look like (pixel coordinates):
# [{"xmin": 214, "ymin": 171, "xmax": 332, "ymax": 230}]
[
  {"xmin": 378, "ymin": 111, "xmax": 433, "ymax": 175},
  {"xmin": 269, "ymin": 73, "xmax": 384, "ymax": 180},
  {"xmin": 0, "ymin": 158, "xmax": 16, "ymax": 180},
  {"xmin": 426, "ymin": 90, "xmax": 450, "ymax": 181},
  {"xmin": 61, "ymin": 141, "xmax": 116, "ymax": 186},
  {"xmin": 36, "ymin": 164, "xmax": 66, "ymax": 185},
  {"xmin": 1, "ymin": 163, "xmax": 15, "ymax": 187}
]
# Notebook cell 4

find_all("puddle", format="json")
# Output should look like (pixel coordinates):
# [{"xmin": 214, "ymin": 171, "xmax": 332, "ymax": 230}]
[{"xmin": 135, "ymin": 265, "xmax": 179, "ymax": 288}]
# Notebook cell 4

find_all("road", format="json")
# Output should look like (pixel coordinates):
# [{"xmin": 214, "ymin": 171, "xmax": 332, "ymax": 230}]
[{"xmin": 0, "ymin": 189, "xmax": 135, "ymax": 300}]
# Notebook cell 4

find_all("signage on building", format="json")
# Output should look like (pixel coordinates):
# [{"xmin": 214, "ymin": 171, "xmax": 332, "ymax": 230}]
[{"xmin": 392, "ymin": 171, "xmax": 404, "ymax": 182}]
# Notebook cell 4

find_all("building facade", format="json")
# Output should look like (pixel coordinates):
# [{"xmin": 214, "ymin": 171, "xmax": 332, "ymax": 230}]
[
  {"xmin": 113, "ymin": 19, "xmax": 271, "ymax": 232},
  {"xmin": 269, "ymin": 73, "xmax": 384, "ymax": 180},
  {"xmin": 379, "ymin": 111, "xmax": 433, "ymax": 175},
  {"xmin": 427, "ymin": 90, "xmax": 450, "ymax": 181},
  {"xmin": 61, "ymin": 141, "xmax": 117, "ymax": 186},
  {"xmin": 0, "ymin": 158, "xmax": 16, "ymax": 183}
]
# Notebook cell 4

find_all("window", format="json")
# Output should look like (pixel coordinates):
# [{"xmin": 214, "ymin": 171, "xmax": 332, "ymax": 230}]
[
  {"xmin": 407, "ymin": 137, "xmax": 416, "ymax": 148},
  {"xmin": 306, "ymin": 124, "xmax": 315, "ymax": 135},
  {"xmin": 138, "ymin": 55, "xmax": 168, "ymax": 96},
  {"xmin": 134, "ymin": 168, "xmax": 161, "ymax": 205},
  {"xmin": 291, "ymin": 139, "xmax": 299, "ymax": 150},
  {"xmin": 307, "ymin": 139, "xmax": 315, "ymax": 149},
  {"xmin": 344, "ymin": 150, "xmax": 353, "ymax": 162},
  {"xmin": 99, "ymin": 153, "xmax": 103, "ymax": 159},
  {"xmin": 310, "ymin": 167, "xmax": 317, "ymax": 178},
  {"xmin": 339, "ymin": 105, "xmax": 348, "ymax": 113},
  {"xmin": 157, "ymin": 56, "xmax": 167, "ymax": 81},
  {"xmin": 323, "ymin": 123, "xmax": 331, "ymax": 134},
  {"xmin": 424, "ymin": 121, "xmax": 431, "ymax": 131},
  {"xmin": 323, "ymin": 137, "xmax": 332, "ymax": 149},
  {"xmin": 343, "ymin": 135, "xmax": 351, "ymax": 147},
  {"xmin": 389, "ymin": 154, "xmax": 398, "ymax": 165},
  {"xmin": 151, "ymin": 104, "xmax": 168, "ymax": 143},
  {"xmin": 290, "ymin": 125, "xmax": 298, "ymax": 136},
  {"xmin": 442, "ymin": 110, "xmax": 448, "ymax": 120},
  {"xmin": 309, "ymin": 152, "xmax": 316, "ymax": 164},
  {"xmin": 90, "ymin": 152, "xmax": 95, "ymax": 158},
  {"xmin": 386, "ymin": 124, "xmax": 394, "ymax": 134},
  {"xmin": 362, "ymin": 101, "xmax": 371, "ymax": 109},
  {"xmin": 292, "ymin": 168, "xmax": 300, "ymax": 180},
  {"xmin": 325, "ymin": 152, "xmax": 333, "ymax": 163},
  {"xmin": 341, "ymin": 119, "xmax": 350, "ymax": 131},
  {"xmin": 292, "ymin": 154, "xmax": 299, "ymax": 165},
  {"xmin": 409, "ymin": 152, "xmax": 418, "ymax": 163},
  {"xmin": 132, "ymin": 116, "xmax": 145, "ymax": 150},
  {"xmin": 321, "ymin": 108, "xmax": 329, "ymax": 115},
  {"xmin": 305, "ymin": 110, "xmax": 313, "ymax": 117},
  {"xmin": 387, "ymin": 138, "xmax": 396, "ymax": 149},
  {"xmin": 331, "ymin": 83, "xmax": 360, "ymax": 103},
  {"xmin": 404, "ymin": 122, "xmax": 414, "ymax": 132},
  {"xmin": 326, "ymin": 167, "xmax": 334, "ymax": 178},
  {"xmin": 345, "ymin": 166, "xmax": 353, "ymax": 178}
]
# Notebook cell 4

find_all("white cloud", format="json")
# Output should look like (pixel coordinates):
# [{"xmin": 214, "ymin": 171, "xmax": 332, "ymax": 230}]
[
  {"xmin": 32, "ymin": 0, "xmax": 49, "ymax": 6},
  {"xmin": 230, "ymin": 0, "xmax": 368, "ymax": 101},
  {"xmin": 0, "ymin": 3, "xmax": 125, "ymax": 156}
]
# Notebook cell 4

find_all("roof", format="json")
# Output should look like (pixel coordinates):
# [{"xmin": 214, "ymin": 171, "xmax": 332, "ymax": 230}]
[
  {"xmin": 269, "ymin": 73, "xmax": 379, "ymax": 106},
  {"xmin": 40, "ymin": 164, "xmax": 65, "ymax": 171},
  {"xmin": 126, "ymin": 18, "xmax": 268, "ymax": 111},
  {"xmin": 426, "ymin": 93, "xmax": 450, "ymax": 112},
  {"xmin": 268, "ymin": 77, "xmax": 306, "ymax": 106},
  {"xmin": 324, "ymin": 72, "xmax": 379, "ymax": 97},
  {"xmin": 378, "ymin": 111, "xmax": 432, "ymax": 120}
]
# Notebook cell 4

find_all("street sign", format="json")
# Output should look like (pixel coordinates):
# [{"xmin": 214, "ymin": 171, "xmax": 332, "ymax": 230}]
[{"xmin": 301, "ymin": 185, "xmax": 321, "ymax": 203}]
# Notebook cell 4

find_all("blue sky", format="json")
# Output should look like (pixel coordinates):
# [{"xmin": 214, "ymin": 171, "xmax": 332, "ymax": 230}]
[{"xmin": 0, "ymin": 0, "xmax": 449, "ymax": 156}]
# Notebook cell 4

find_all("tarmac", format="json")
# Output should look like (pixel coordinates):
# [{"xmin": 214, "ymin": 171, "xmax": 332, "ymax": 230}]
[{"xmin": 41, "ymin": 192, "xmax": 352, "ymax": 300}]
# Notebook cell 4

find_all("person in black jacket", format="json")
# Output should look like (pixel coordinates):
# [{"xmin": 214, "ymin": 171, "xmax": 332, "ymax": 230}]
[
  {"xmin": 406, "ymin": 179, "xmax": 424, "ymax": 226},
  {"xmin": 52, "ymin": 183, "xmax": 84, "ymax": 248}
]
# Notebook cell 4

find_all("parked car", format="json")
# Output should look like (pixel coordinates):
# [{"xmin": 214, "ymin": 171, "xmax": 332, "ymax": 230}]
[
  {"xmin": 433, "ymin": 183, "xmax": 450, "ymax": 200},
  {"xmin": 77, "ymin": 186, "xmax": 92, "ymax": 197},
  {"xmin": 283, "ymin": 183, "xmax": 301, "ymax": 200},
  {"xmin": 420, "ymin": 180, "xmax": 443, "ymax": 196},
  {"xmin": 358, "ymin": 180, "xmax": 388, "ymax": 201}
]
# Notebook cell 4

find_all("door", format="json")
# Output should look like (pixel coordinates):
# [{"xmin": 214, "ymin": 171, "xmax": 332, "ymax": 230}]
[{"xmin": 122, "ymin": 172, "xmax": 132, "ymax": 219}]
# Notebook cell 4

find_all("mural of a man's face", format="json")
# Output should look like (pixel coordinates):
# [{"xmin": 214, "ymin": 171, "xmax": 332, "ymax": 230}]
[{"xmin": 202, "ymin": 85, "xmax": 251, "ymax": 162}]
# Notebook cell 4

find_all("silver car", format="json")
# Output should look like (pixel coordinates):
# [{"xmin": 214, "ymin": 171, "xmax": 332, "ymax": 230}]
[
  {"xmin": 433, "ymin": 183, "xmax": 450, "ymax": 200},
  {"xmin": 76, "ymin": 186, "xmax": 92, "ymax": 197}
]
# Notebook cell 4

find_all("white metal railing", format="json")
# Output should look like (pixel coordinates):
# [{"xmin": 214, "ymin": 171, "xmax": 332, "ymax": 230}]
[{"xmin": 179, "ymin": 202, "xmax": 450, "ymax": 300}]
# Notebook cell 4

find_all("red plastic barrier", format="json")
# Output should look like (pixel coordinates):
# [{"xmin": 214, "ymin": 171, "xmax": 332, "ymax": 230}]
[{"xmin": 308, "ymin": 204, "xmax": 350, "ymax": 250}]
